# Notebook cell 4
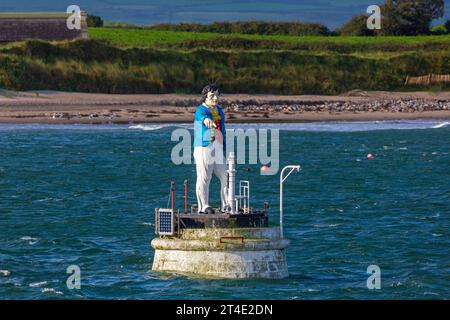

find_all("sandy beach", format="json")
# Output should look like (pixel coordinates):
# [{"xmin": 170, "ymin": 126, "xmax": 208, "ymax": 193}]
[{"xmin": 0, "ymin": 90, "xmax": 449, "ymax": 124}]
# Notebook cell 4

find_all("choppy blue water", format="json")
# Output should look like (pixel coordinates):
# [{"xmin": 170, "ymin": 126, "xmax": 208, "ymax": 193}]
[{"xmin": 0, "ymin": 120, "xmax": 449, "ymax": 300}]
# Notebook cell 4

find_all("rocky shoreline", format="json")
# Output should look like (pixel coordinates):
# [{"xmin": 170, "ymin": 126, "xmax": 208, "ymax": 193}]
[
  {"xmin": 0, "ymin": 90, "xmax": 449, "ymax": 123},
  {"xmin": 226, "ymin": 98, "xmax": 449, "ymax": 113}
]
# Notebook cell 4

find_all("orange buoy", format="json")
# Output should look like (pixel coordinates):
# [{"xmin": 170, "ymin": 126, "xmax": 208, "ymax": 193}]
[{"xmin": 367, "ymin": 154, "xmax": 375, "ymax": 159}]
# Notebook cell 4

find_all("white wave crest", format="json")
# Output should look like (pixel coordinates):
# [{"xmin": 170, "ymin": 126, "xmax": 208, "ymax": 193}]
[
  {"xmin": 431, "ymin": 122, "xmax": 450, "ymax": 129},
  {"xmin": 30, "ymin": 281, "xmax": 48, "ymax": 288},
  {"xmin": 0, "ymin": 270, "xmax": 11, "ymax": 276},
  {"xmin": 41, "ymin": 288, "xmax": 63, "ymax": 295},
  {"xmin": 20, "ymin": 236, "xmax": 39, "ymax": 245},
  {"xmin": 20, "ymin": 236, "xmax": 36, "ymax": 241},
  {"xmin": 313, "ymin": 224, "xmax": 342, "ymax": 228},
  {"xmin": 129, "ymin": 124, "xmax": 166, "ymax": 131}
]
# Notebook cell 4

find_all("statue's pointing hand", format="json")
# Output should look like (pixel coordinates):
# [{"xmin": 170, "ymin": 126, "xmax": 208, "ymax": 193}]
[{"xmin": 204, "ymin": 118, "xmax": 216, "ymax": 129}]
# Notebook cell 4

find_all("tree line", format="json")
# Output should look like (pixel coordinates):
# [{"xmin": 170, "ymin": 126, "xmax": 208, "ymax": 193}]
[{"xmin": 338, "ymin": 0, "xmax": 447, "ymax": 35}]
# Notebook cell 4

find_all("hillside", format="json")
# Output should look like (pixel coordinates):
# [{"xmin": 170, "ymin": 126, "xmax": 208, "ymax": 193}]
[{"xmin": 0, "ymin": 28, "xmax": 449, "ymax": 95}]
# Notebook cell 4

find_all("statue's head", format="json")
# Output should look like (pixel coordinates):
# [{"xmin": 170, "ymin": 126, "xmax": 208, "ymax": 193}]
[{"xmin": 202, "ymin": 84, "xmax": 220, "ymax": 108}]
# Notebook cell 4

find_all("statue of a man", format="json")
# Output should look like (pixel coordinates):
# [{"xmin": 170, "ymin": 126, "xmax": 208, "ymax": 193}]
[{"xmin": 193, "ymin": 84, "xmax": 227, "ymax": 214}]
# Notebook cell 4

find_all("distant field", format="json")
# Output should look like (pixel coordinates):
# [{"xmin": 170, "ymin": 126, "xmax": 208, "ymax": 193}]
[
  {"xmin": 89, "ymin": 28, "xmax": 219, "ymax": 46},
  {"xmin": 89, "ymin": 27, "xmax": 450, "ymax": 48}
]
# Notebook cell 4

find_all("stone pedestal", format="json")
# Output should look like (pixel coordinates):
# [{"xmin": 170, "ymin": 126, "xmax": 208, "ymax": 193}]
[{"xmin": 151, "ymin": 227, "xmax": 289, "ymax": 279}]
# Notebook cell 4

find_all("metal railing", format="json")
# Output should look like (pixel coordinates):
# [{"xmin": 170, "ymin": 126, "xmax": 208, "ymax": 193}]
[
  {"xmin": 237, "ymin": 180, "xmax": 250, "ymax": 213},
  {"xmin": 280, "ymin": 165, "xmax": 301, "ymax": 238}
]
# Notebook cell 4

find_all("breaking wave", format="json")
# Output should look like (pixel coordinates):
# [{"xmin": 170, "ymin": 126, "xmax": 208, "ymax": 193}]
[
  {"xmin": 129, "ymin": 124, "xmax": 167, "ymax": 131},
  {"xmin": 128, "ymin": 124, "xmax": 192, "ymax": 131},
  {"xmin": 431, "ymin": 122, "xmax": 450, "ymax": 129}
]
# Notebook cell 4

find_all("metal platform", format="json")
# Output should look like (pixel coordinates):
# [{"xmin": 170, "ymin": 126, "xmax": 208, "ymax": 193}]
[{"xmin": 179, "ymin": 211, "xmax": 269, "ymax": 229}]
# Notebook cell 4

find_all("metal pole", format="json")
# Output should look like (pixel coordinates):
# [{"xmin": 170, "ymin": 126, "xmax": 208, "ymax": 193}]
[
  {"xmin": 177, "ymin": 209, "xmax": 180, "ymax": 238},
  {"xmin": 279, "ymin": 165, "xmax": 301, "ymax": 238},
  {"xmin": 184, "ymin": 179, "xmax": 188, "ymax": 215},
  {"xmin": 280, "ymin": 173, "xmax": 283, "ymax": 237},
  {"xmin": 227, "ymin": 152, "xmax": 236, "ymax": 214},
  {"xmin": 171, "ymin": 178, "xmax": 175, "ymax": 213}
]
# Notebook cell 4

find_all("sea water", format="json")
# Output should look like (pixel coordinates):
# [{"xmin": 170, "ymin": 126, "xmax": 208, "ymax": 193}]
[{"xmin": 0, "ymin": 120, "xmax": 448, "ymax": 299}]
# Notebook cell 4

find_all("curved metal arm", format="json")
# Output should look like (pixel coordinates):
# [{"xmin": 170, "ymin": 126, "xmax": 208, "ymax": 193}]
[{"xmin": 280, "ymin": 165, "xmax": 301, "ymax": 238}]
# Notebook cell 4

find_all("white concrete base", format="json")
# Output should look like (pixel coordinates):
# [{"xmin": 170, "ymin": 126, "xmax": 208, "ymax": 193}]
[{"xmin": 151, "ymin": 227, "xmax": 289, "ymax": 279}]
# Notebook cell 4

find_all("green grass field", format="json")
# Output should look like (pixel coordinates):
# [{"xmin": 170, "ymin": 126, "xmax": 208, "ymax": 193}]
[{"xmin": 89, "ymin": 27, "xmax": 450, "ymax": 48}]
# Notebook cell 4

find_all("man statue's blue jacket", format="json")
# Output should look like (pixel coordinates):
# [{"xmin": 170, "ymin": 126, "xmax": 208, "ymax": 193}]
[{"xmin": 193, "ymin": 103, "xmax": 226, "ymax": 154}]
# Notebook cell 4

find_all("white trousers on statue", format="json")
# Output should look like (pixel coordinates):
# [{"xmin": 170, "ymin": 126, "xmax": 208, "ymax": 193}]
[{"xmin": 193, "ymin": 140, "xmax": 228, "ymax": 212}]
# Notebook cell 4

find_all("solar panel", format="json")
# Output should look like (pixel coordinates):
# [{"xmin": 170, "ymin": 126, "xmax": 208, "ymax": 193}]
[{"xmin": 156, "ymin": 208, "xmax": 174, "ymax": 236}]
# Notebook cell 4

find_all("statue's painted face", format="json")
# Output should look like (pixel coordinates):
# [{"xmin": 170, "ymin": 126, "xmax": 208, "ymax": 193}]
[{"xmin": 204, "ymin": 90, "xmax": 219, "ymax": 108}]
